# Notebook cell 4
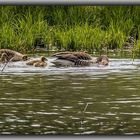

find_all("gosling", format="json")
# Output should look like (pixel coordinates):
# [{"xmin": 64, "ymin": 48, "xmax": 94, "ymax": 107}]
[{"xmin": 26, "ymin": 56, "xmax": 47, "ymax": 67}]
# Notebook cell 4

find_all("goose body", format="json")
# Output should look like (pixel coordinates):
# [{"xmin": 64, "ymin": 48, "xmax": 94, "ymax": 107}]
[
  {"xmin": 0, "ymin": 49, "xmax": 28, "ymax": 63},
  {"xmin": 51, "ymin": 51, "xmax": 108, "ymax": 67},
  {"xmin": 26, "ymin": 56, "xmax": 47, "ymax": 67}
]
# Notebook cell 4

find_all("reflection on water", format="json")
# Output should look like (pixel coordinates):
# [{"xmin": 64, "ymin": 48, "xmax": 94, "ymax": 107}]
[{"xmin": 0, "ymin": 58, "xmax": 140, "ymax": 135}]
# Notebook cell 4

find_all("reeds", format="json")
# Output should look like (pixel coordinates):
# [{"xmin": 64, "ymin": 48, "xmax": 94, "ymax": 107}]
[{"xmin": 0, "ymin": 6, "xmax": 140, "ymax": 56}]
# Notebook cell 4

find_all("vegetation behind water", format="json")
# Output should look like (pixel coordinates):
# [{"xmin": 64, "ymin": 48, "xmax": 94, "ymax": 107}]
[{"xmin": 0, "ymin": 6, "xmax": 140, "ymax": 56}]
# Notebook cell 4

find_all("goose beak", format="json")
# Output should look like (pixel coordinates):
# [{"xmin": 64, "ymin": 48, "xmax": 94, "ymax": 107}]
[{"xmin": 44, "ymin": 58, "xmax": 48, "ymax": 61}]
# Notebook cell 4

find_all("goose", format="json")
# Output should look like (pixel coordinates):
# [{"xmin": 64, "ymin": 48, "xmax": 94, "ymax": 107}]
[
  {"xmin": 26, "ymin": 56, "xmax": 47, "ymax": 67},
  {"xmin": 51, "ymin": 51, "xmax": 109, "ymax": 67},
  {"xmin": 0, "ymin": 49, "xmax": 28, "ymax": 62}
]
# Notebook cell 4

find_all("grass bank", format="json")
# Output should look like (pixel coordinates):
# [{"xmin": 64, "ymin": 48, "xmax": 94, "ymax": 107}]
[{"xmin": 0, "ymin": 6, "xmax": 140, "ymax": 57}]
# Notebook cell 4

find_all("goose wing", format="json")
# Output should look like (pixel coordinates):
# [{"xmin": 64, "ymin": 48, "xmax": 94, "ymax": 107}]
[
  {"xmin": 73, "ymin": 52, "xmax": 92, "ymax": 60},
  {"xmin": 51, "ymin": 52, "xmax": 92, "ymax": 62}
]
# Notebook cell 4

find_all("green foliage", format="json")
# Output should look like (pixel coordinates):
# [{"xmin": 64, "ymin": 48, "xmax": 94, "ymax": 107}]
[{"xmin": 0, "ymin": 6, "xmax": 140, "ymax": 55}]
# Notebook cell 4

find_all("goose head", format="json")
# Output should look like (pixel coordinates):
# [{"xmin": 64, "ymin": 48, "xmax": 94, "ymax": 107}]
[
  {"xmin": 96, "ymin": 55, "xmax": 109, "ymax": 66},
  {"xmin": 22, "ymin": 55, "xmax": 28, "ymax": 61},
  {"xmin": 40, "ymin": 56, "xmax": 48, "ymax": 62}
]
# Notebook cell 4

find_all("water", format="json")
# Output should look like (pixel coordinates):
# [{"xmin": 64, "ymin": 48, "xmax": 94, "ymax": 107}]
[{"xmin": 0, "ymin": 58, "xmax": 140, "ymax": 135}]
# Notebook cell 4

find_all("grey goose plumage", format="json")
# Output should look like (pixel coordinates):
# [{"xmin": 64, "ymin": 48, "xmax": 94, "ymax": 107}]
[{"xmin": 51, "ymin": 51, "xmax": 109, "ymax": 67}]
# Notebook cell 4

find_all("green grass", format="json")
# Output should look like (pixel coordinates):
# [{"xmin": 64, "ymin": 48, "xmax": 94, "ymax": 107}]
[{"xmin": 0, "ymin": 6, "xmax": 140, "ymax": 57}]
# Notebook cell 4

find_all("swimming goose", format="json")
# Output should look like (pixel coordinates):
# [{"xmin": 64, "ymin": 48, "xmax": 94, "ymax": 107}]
[
  {"xmin": 26, "ymin": 56, "xmax": 47, "ymax": 67},
  {"xmin": 0, "ymin": 49, "xmax": 28, "ymax": 63},
  {"xmin": 51, "ymin": 51, "xmax": 109, "ymax": 67}
]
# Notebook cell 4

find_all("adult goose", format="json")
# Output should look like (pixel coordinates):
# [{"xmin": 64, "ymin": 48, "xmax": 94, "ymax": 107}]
[
  {"xmin": 26, "ymin": 56, "xmax": 47, "ymax": 67},
  {"xmin": 51, "ymin": 51, "xmax": 109, "ymax": 67},
  {"xmin": 0, "ymin": 49, "xmax": 28, "ymax": 63}
]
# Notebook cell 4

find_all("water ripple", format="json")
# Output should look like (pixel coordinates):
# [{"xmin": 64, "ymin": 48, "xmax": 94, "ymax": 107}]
[
  {"xmin": 0, "ymin": 58, "xmax": 140, "ymax": 134},
  {"xmin": 0, "ymin": 58, "xmax": 140, "ymax": 75}
]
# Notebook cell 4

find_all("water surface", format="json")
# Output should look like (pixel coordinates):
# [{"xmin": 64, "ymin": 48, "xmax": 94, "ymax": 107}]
[{"xmin": 0, "ymin": 58, "xmax": 140, "ymax": 135}]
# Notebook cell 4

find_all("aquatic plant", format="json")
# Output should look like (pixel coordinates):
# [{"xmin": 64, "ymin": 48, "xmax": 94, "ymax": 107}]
[{"xmin": 0, "ymin": 6, "xmax": 140, "ymax": 57}]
